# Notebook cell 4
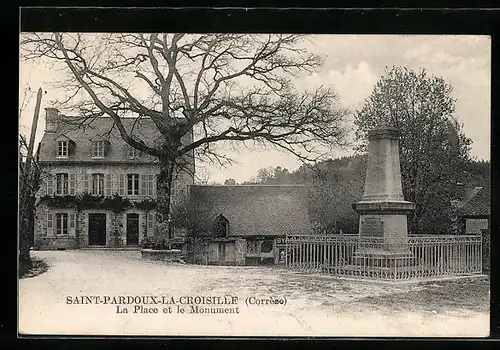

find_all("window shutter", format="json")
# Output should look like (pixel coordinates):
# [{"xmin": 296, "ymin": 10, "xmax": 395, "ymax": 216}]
[
  {"xmin": 69, "ymin": 213, "xmax": 76, "ymax": 237},
  {"xmin": 141, "ymin": 174, "xmax": 147, "ymax": 196},
  {"xmin": 83, "ymin": 174, "xmax": 90, "ymax": 193},
  {"xmin": 155, "ymin": 175, "xmax": 159, "ymax": 196},
  {"xmin": 105, "ymin": 174, "xmax": 112, "ymax": 196},
  {"xmin": 147, "ymin": 212, "xmax": 155, "ymax": 235},
  {"xmin": 104, "ymin": 140, "xmax": 111, "ymax": 156},
  {"xmin": 46, "ymin": 175, "xmax": 54, "ymax": 196},
  {"xmin": 69, "ymin": 173, "xmax": 76, "ymax": 195},
  {"xmin": 148, "ymin": 174, "xmax": 154, "ymax": 197},
  {"xmin": 47, "ymin": 212, "xmax": 54, "ymax": 236},
  {"xmin": 69, "ymin": 212, "xmax": 75, "ymax": 228},
  {"xmin": 68, "ymin": 141, "xmax": 76, "ymax": 156},
  {"xmin": 119, "ymin": 174, "xmax": 125, "ymax": 196},
  {"xmin": 111, "ymin": 174, "xmax": 117, "ymax": 195}
]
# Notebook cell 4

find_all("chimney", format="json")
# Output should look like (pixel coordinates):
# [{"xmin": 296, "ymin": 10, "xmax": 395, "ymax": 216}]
[{"xmin": 45, "ymin": 107, "xmax": 59, "ymax": 133}]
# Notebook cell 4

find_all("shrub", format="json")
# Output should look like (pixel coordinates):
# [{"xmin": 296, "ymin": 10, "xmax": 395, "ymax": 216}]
[{"xmin": 141, "ymin": 236, "xmax": 170, "ymax": 250}]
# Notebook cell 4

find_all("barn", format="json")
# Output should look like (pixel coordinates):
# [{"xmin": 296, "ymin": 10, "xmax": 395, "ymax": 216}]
[{"xmin": 186, "ymin": 185, "xmax": 313, "ymax": 265}]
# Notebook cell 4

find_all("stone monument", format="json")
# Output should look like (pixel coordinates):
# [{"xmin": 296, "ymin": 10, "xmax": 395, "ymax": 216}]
[{"xmin": 351, "ymin": 122, "xmax": 415, "ymax": 266}]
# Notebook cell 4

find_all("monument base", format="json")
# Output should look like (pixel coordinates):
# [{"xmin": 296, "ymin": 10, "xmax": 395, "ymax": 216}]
[{"xmin": 352, "ymin": 248, "xmax": 414, "ymax": 268}]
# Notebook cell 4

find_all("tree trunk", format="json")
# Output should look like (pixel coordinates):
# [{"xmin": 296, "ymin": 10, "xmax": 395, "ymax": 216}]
[
  {"xmin": 19, "ymin": 180, "xmax": 32, "ymax": 275},
  {"xmin": 156, "ymin": 156, "xmax": 175, "ymax": 242}
]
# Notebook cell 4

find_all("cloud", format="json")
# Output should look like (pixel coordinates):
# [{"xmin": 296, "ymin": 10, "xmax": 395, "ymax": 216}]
[
  {"xmin": 298, "ymin": 60, "xmax": 378, "ymax": 111},
  {"xmin": 19, "ymin": 34, "xmax": 491, "ymax": 184},
  {"xmin": 404, "ymin": 44, "xmax": 431, "ymax": 60}
]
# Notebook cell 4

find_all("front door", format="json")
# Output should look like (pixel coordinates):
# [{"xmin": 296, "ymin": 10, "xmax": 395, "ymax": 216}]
[
  {"xmin": 126, "ymin": 213, "xmax": 139, "ymax": 246},
  {"xmin": 88, "ymin": 213, "xmax": 106, "ymax": 246}
]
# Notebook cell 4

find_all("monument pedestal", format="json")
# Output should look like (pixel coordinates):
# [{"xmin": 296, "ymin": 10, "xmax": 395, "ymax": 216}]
[
  {"xmin": 352, "ymin": 200, "xmax": 416, "ymax": 268},
  {"xmin": 352, "ymin": 250, "xmax": 414, "ymax": 268}
]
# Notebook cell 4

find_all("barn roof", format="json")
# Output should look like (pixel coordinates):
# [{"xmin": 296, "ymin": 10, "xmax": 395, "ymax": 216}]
[
  {"xmin": 188, "ymin": 185, "xmax": 313, "ymax": 237},
  {"xmin": 457, "ymin": 186, "xmax": 490, "ymax": 217},
  {"xmin": 39, "ymin": 116, "xmax": 162, "ymax": 163}
]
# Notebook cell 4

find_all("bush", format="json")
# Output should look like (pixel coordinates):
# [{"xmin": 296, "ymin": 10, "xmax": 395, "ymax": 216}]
[{"xmin": 141, "ymin": 236, "xmax": 170, "ymax": 250}]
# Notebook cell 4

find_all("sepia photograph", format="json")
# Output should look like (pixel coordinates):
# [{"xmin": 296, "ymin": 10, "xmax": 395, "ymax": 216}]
[{"xmin": 18, "ymin": 32, "xmax": 491, "ymax": 337}]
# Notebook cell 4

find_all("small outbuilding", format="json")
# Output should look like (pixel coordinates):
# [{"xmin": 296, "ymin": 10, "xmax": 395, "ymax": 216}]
[
  {"xmin": 455, "ymin": 185, "xmax": 490, "ymax": 273},
  {"xmin": 186, "ymin": 185, "xmax": 313, "ymax": 266}
]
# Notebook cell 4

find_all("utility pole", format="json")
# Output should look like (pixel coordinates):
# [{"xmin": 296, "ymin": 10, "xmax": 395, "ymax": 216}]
[
  {"xmin": 19, "ymin": 87, "xmax": 43, "ymax": 274},
  {"xmin": 24, "ymin": 87, "xmax": 43, "ymax": 176}
]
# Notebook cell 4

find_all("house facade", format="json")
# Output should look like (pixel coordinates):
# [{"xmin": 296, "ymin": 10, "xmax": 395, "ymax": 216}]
[
  {"xmin": 452, "ymin": 185, "xmax": 491, "ymax": 235},
  {"xmin": 34, "ymin": 108, "xmax": 194, "ymax": 250},
  {"xmin": 186, "ymin": 185, "xmax": 313, "ymax": 265}
]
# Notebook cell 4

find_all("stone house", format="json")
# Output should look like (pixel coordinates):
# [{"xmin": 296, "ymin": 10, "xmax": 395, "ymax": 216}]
[
  {"xmin": 453, "ymin": 185, "xmax": 490, "ymax": 273},
  {"xmin": 34, "ymin": 108, "xmax": 194, "ymax": 250},
  {"xmin": 453, "ymin": 185, "xmax": 490, "ymax": 235},
  {"xmin": 186, "ymin": 185, "xmax": 313, "ymax": 265}
]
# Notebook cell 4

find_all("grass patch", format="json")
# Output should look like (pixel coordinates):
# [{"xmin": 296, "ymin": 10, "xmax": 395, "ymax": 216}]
[
  {"xmin": 356, "ymin": 277, "xmax": 489, "ymax": 314},
  {"xmin": 19, "ymin": 258, "xmax": 49, "ymax": 279}
]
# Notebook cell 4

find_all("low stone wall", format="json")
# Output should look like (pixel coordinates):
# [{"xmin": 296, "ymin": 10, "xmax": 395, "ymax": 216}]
[
  {"xmin": 141, "ymin": 249, "xmax": 183, "ymax": 262},
  {"xmin": 34, "ymin": 237, "xmax": 86, "ymax": 250}
]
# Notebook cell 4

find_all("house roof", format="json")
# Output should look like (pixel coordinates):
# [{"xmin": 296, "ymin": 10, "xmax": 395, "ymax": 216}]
[
  {"xmin": 457, "ymin": 186, "xmax": 490, "ymax": 217},
  {"xmin": 189, "ymin": 185, "xmax": 313, "ymax": 237},
  {"xmin": 39, "ymin": 116, "xmax": 162, "ymax": 163}
]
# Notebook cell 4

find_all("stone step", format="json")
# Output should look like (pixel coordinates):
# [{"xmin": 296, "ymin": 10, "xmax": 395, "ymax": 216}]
[{"xmin": 80, "ymin": 247, "xmax": 141, "ymax": 251}]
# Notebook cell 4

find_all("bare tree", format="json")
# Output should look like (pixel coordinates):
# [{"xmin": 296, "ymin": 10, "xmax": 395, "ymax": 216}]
[{"xmin": 21, "ymin": 33, "xmax": 348, "ymax": 238}]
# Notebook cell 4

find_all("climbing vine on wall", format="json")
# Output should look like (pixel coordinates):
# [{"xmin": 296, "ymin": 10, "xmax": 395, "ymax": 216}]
[
  {"xmin": 38, "ymin": 193, "xmax": 156, "ymax": 213},
  {"xmin": 133, "ymin": 198, "xmax": 156, "ymax": 211}
]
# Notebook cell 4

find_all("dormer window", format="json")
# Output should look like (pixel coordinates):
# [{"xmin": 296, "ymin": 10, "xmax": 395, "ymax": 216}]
[
  {"xmin": 57, "ymin": 141, "xmax": 68, "ymax": 157},
  {"xmin": 92, "ymin": 141, "xmax": 105, "ymax": 158},
  {"xmin": 127, "ymin": 147, "xmax": 140, "ymax": 160},
  {"xmin": 55, "ymin": 134, "xmax": 75, "ymax": 158},
  {"xmin": 215, "ymin": 214, "xmax": 229, "ymax": 238}
]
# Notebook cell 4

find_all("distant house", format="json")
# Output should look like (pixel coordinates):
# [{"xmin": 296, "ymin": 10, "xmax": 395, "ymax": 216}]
[
  {"xmin": 454, "ymin": 185, "xmax": 491, "ymax": 273},
  {"xmin": 455, "ymin": 186, "xmax": 490, "ymax": 235},
  {"xmin": 186, "ymin": 185, "xmax": 313, "ymax": 265}
]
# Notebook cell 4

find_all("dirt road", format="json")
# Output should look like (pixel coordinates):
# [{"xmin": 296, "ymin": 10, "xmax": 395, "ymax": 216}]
[{"xmin": 19, "ymin": 250, "xmax": 489, "ymax": 337}]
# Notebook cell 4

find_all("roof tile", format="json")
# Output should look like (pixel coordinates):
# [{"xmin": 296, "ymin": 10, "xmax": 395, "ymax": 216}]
[{"xmin": 189, "ymin": 185, "xmax": 313, "ymax": 237}]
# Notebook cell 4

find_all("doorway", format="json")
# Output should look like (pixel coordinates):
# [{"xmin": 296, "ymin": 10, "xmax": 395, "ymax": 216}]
[
  {"xmin": 126, "ymin": 213, "xmax": 140, "ymax": 246},
  {"xmin": 88, "ymin": 213, "xmax": 106, "ymax": 246}
]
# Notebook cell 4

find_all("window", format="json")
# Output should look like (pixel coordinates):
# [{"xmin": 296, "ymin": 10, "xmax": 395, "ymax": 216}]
[
  {"xmin": 215, "ymin": 214, "xmax": 229, "ymax": 237},
  {"xmin": 55, "ymin": 173, "xmax": 69, "ymax": 195},
  {"xmin": 56, "ymin": 213, "xmax": 68, "ymax": 235},
  {"xmin": 247, "ymin": 240, "xmax": 260, "ymax": 255},
  {"xmin": 57, "ymin": 141, "xmax": 68, "ymax": 157},
  {"xmin": 261, "ymin": 240, "xmax": 273, "ymax": 253},
  {"xmin": 92, "ymin": 141, "xmax": 105, "ymax": 158},
  {"xmin": 127, "ymin": 174, "xmax": 140, "ymax": 195},
  {"xmin": 92, "ymin": 173, "xmax": 105, "ymax": 196}
]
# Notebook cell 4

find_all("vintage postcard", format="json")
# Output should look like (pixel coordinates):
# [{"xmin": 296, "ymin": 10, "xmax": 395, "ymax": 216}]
[{"xmin": 18, "ymin": 32, "xmax": 490, "ymax": 337}]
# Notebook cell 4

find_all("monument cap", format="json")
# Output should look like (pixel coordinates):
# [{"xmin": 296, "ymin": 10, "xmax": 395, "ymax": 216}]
[{"xmin": 368, "ymin": 121, "xmax": 400, "ymax": 140}]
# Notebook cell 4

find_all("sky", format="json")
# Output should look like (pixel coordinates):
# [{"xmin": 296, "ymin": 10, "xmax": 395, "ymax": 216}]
[{"xmin": 19, "ymin": 34, "xmax": 491, "ymax": 184}]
